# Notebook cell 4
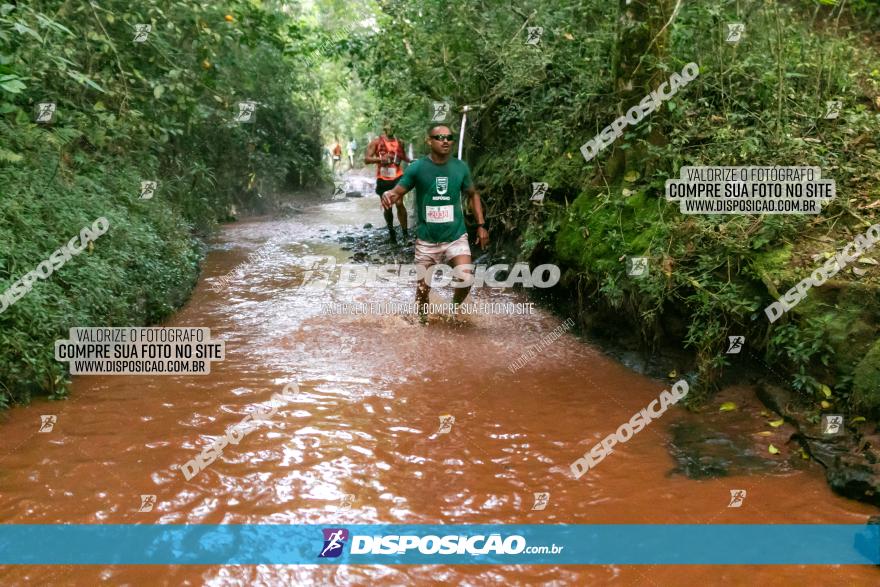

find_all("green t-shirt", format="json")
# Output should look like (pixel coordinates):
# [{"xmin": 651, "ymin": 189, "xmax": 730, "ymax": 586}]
[{"xmin": 397, "ymin": 156, "xmax": 472, "ymax": 243}]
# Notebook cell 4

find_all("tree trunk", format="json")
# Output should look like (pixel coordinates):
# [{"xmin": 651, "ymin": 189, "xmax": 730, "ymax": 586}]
[{"xmin": 605, "ymin": 0, "xmax": 675, "ymax": 181}]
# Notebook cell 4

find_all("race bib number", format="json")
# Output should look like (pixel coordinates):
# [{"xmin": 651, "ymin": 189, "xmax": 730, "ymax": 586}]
[
  {"xmin": 426, "ymin": 205, "xmax": 453, "ymax": 223},
  {"xmin": 380, "ymin": 166, "xmax": 396, "ymax": 177}
]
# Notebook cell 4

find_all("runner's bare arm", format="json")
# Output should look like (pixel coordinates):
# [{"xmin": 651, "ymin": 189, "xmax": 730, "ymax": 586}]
[
  {"xmin": 380, "ymin": 183, "xmax": 410, "ymax": 210},
  {"xmin": 364, "ymin": 140, "xmax": 380, "ymax": 164},
  {"xmin": 466, "ymin": 185, "xmax": 489, "ymax": 247}
]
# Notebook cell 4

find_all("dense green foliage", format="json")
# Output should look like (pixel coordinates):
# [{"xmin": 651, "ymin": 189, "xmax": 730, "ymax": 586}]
[
  {"xmin": 353, "ymin": 0, "xmax": 880, "ymax": 412},
  {"xmin": 0, "ymin": 1, "xmax": 327, "ymax": 406}
]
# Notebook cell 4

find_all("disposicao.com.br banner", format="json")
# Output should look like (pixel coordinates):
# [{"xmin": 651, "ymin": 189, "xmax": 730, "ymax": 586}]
[{"xmin": 0, "ymin": 524, "xmax": 877, "ymax": 565}]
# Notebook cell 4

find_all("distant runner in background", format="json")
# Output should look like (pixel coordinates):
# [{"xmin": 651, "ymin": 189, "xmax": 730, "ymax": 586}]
[
  {"xmin": 331, "ymin": 137, "xmax": 342, "ymax": 175},
  {"xmin": 366, "ymin": 120, "xmax": 411, "ymax": 244},
  {"xmin": 347, "ymin": 137, "xmax": 358, "ymax": 170}
]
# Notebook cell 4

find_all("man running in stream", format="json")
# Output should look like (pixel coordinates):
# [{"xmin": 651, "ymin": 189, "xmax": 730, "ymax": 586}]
[
  {"xmin": 366, "ymin": 120, "xmax": 410, "ymax": 244},
  {"xmin": 381, "ymin": 124, "xmax": 489, "ymax": 319},
  {"xmin": 330, "ymin": 137, "xmax": 342, "ymax": 175}
]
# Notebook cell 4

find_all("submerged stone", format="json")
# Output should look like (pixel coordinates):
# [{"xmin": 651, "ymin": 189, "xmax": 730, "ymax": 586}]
[{"xmin": 667, "ymin": 421, "xmax": 782, "ymax": 479}]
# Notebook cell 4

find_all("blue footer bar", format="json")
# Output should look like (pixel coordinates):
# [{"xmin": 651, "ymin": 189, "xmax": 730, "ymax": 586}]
[{"xmin": 0, "ymin": 524, "xmax": 878, "ymax": 565}]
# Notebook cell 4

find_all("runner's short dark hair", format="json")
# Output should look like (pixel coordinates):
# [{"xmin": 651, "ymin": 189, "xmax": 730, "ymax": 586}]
[{"xmin": 427, "ymin": 123, "xmax": 452, "ymax": 136}]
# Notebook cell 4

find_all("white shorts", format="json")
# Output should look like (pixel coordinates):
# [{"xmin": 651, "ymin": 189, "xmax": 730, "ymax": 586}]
[{"xmin": 414, "ymin": 233, "xmax": 471, "ymax": 267}]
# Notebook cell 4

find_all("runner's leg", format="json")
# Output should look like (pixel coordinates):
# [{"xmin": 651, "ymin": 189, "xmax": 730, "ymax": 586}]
[
  {"xmin": 396, "ymin": 201, "xmax": 408, "ymax": 240},
  {"xmin": 383, "ymin": 208, "xmax": 396, "ymax": 243},
  {"xmin": 376, "ymin": 179, "xmax": 397, "ymax": 244},
  {"xmin": 445, "ymin": 234, "xmax": 474, "ymax": 311},
  {"xmin": 416, "ymin": 273, "xmax": 430, "ymax": 316},
  {"xmin": 415, "ymin": 240, "xmax": 442, "ymax": 322},
  {"xmin": 449, "ymin": 253, "xmax": 473, "ymax": 307}
]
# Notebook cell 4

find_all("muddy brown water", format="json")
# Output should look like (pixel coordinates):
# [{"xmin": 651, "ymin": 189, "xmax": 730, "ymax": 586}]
[{"xmin": 1, "ymin": 174, "xmax": 878, "ymax": 585}]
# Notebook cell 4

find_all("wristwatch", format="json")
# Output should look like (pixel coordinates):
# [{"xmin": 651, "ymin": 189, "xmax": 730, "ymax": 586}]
[{"xmin": 477, "ymin": 223, "xmax": 486, "ymax": 228}]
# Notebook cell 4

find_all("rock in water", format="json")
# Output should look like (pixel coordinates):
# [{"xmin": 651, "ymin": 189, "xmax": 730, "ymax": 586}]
[
  {"xmin": 346, "ymin": 191, "xmax": 364, "ymax": 198},
  {"xmin": 667, "ymin": 421, "xmax": 781, "ymax": 479},
  {"xmin": 758, "ymin": 382, "xmax": 880, "ymax": 507}
]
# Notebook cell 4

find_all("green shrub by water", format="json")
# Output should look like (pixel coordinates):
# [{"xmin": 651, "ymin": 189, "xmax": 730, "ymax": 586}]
[{"xmin": 0, "ymin": 1, "xmax": 326, "ymax": 407}]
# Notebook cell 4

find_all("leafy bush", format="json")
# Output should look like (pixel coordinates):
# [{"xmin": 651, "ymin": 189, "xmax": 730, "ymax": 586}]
[{"xmin": 0, "ymin": 1, "xmax": 325, "ymax": 406}]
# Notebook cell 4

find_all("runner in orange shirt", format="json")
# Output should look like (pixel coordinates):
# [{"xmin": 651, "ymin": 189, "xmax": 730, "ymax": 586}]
[
  {"xmin": 365, "ymin": 120, "xmax": 411, "ymax": 244},
  {"xmin": 331, "ymin": 137, "xmax": 343, "ymax": 175}
]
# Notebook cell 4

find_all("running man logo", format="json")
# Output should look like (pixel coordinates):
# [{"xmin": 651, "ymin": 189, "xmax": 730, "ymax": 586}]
[
  {"xmin": 437, "ymin": 415, "xmax": 455, "ymax": 434},
  {"xmin": 236, "ymin": 101, "xmax": 256, "ymax": 123},
  {"xmin": 824, "ymin": 100, "xmax": 842, "ymax": 120},
  {"xmin": 726, "ymin": 336, "xmax": 745, "ymax": 354},
  {"xmin": 726, "ymin": 23, "xmax": 745, "ymax": 44},
  {"xmin": 298, "ymin": 255, "xmax": 337, "ymax": 291},
  {"xmin": 138, "ymin": 494, "xmax": 157, "ymax": 512},
  {"xmin": 39, "ymin": 415, "xmax": 57, "ymax": 433},
  {"xmin": 431, "ymin": 101, "xmax": 450, "ymax": 122},
  {"xmin": 36, "ymin": 102, "xmax": 56, "ymax": 123},
  {"xmin": 435, "ymin": 177, "xmax": 449, "ymax": 196},
  {"xmin": 318, "ymin": 528, "xmax": 349, "ymax": 558},
  {"xmin": 822, "ymin": 414, "xmax": 844, "ymax": 436},
  {"xmin": 526, "ymin": 27, "xmax": 543, "ymax": 45},
  {"xmin": 133, "ymin": 24, "xmax": 151, "ymax": 43},
  {"xmin": 728, "ymin": 489, "xmax": 747, "ymax": 508},
  {"xmin": 140, "ymin": 180, "xmax": 157, "ymax": 200},
  {"xmin": 332, "ymin": 182, "xmax": 346, "ymax": 200},
  {"xmin": 531, "ymin": 492, "xmax": 550, "ymax": 511},
  {"xmin": 626, "ymin": 257, "xmax": 649, "ymax": 278},
  {"xmin": 530, "ymin": 182, "xmax": 548, "ymax": 202}
]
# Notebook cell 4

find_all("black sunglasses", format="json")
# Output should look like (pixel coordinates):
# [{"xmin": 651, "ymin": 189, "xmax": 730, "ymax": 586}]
[{"xmin": 430, "ymin": 134, "xmax": 455, "ymax": 141}]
